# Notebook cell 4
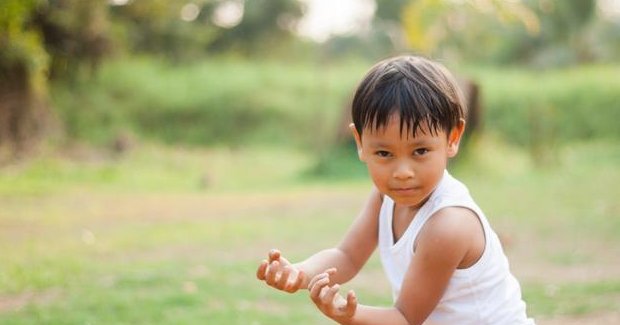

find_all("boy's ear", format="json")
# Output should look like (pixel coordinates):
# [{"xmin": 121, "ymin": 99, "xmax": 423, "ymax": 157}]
[
  {"xmin": 447, "ymin": 119, "xmax": 466, "ymax": 157},
  {"xmin": 349, "ymin": 123, "xmax": 365, "ymax": 161}
]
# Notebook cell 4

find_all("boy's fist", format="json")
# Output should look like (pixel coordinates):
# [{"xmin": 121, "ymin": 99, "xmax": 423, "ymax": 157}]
[{"xmin": 256, "ymin": 249, "xmax": 307, "ymax": 293}]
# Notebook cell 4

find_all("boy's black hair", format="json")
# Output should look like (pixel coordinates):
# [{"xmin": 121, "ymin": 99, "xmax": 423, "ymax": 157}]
[{"xmin": 351, "ymin": 55, "xmax": 465, "ymax": 138}]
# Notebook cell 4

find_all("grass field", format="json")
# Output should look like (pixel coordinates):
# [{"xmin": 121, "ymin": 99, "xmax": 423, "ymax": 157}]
[{"xmin": 0, "ymin": 136, "xmax": 619, "ymax": 324}]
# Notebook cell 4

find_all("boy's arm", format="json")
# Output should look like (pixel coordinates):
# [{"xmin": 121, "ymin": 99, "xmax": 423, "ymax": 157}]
[
  {"xmin": 394, "ymin": 207, "xmax": 482, "ymax": 324},
  {"xmin": 309, "ymin": 207, "xmax": 483, "ymax": 325},
  {"xmin": 294, "ymin": 186, "xmax": 382, "ymax": 286},
  {"xmin": 257, "ymin": 187, "xmax": 382, "ymax": 292}
]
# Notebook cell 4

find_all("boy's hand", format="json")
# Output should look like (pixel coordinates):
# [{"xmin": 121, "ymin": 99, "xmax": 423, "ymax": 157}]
[
  {"xmin": 308, "ymin": 268, "xmax": 358, "ymax": 324},
  {"xmin": 256, "ymin": 249, "xmax": 306, "ymax": 293}
]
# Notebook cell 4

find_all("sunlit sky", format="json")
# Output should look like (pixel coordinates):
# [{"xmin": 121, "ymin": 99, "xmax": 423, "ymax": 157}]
[
  {"xmin": 296, "ymin": 0, "xmax": 375, "ymax": 42},
  {"xmin": 599, "ymin": 0, "xmax": 620, "ymax": 19}
]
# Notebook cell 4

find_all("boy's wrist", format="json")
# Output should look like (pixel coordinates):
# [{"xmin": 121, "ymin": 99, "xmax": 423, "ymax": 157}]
[
  {"xmin": 333, "ymin": 306, "xmax": 358, "ymax": 325},
  {"xmin": 292, "ymin": 262, "xmax": 311, "ymax": 288}
]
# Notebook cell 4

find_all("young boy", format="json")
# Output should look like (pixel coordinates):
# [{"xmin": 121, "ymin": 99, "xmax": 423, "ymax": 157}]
[{"xmin": 256, "ymin": 55, "xmax": 534, "ymax": 325}]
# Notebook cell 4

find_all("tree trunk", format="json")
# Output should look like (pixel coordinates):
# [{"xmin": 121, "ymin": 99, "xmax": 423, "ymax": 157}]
[{"xmin": 0, "ymin": 62, "xmax": 52, "ymax": 162}]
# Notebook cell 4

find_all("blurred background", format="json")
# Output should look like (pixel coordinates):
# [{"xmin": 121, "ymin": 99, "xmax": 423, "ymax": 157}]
[{"xmin": 0, "ymin": 0, "xmax": 619, "ymax": 324}]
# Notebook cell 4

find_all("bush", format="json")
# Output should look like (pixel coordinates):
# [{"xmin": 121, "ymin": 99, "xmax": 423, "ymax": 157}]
[
  {"xmin": 52, "ymin": 58, "xmax": 620, "ymax": 154},
  {"xmin": 52, "ymin": 57, "xmax": 368, "ymax": 148},
  {"xmin": 464, "ymin": 65, "xmax": 620, "ymax": 146}
]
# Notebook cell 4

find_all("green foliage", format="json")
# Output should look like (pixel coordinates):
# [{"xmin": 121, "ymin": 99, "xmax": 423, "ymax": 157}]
[
  {"xmin": 108, "ymin": 0, "xmax": 303, "ymax": 59},
  {"xmin": 535, "ymin": 0, "xmax": 596, "ymax": 42},
  {"xmin": 52, "ymin": 57, "xmax": 368, "ymax": 148},
  {"xmin": 31, "ymin": 0, "xmax": 112, "ymax": 80},
  {"xmin": 464, "ymin": 65, "xmax": 620, "ymax": 146},
  {"xmin": 0, "ymin": 0, "xmax": 48, "ymax": 93},
  {"xmin": 109, "ymin": 0, "xmax": 216, "ymax": 61},
  {"xmin": 306, "ymin": 141, "xmax": 368, "ymax": 180},
  {"xmin": 374, "ymin": 0, "xmax": 410, "ymax": 22},
  {"xmin": 393, "ymin": 0, "xmax": 617, "ymax": 66},
  {"xmin": 206, "ymin": 0, "xmax": 303, "ymax": 55},
  {"xmin": 401, "ymin": 0, "xmax": 541, "ymax": 59},
  {"xmin": 511, "ymin": 0, "xmax": 599, "ymax": 66},
  {"xmin": 51, "ymin": 58, "xmax": 620, "ymax": 174}
]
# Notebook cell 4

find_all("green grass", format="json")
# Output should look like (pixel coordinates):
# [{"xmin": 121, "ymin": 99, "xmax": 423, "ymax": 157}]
[
  {"xmin": 523, "ymin": 281, "xmax": 620, "ymax": 317},
  {"xmin": 0, "ymin": 137, "xmax": 619, "ymax": 324},
  {"xmin": 0, "ymin": 144, "xmax": 314, "ymax": 195}
]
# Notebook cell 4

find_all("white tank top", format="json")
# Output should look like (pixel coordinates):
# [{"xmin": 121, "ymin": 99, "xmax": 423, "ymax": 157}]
[{"xmin": 378, "ymin": 170, "xmax": 535, "ymax": 325}]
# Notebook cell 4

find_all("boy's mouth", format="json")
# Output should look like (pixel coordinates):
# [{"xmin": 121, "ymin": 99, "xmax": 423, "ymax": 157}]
[{"xmin": 391, "ymin": 186, "xmax": 419, "ymax": 193}]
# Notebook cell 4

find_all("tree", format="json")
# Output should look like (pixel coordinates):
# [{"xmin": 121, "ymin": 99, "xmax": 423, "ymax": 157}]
[
  {"xmin": 526, "ymin": 0, "xmax": 598, "ymax": 64},
  {"xmin": 0, "ymin": 0, "xmax": 116, "ymax": 161},
  {"xmin": 108, "ymin": 0, "xmax": 303, "ymax": 59},
  {"xmin": 0, "ymin": 0, "xmax": 52, "ymax": 161},
  {"xmin": 205, "ymin": 0, "xmax": 304, "ymax": 55},
  {"xmin": 372, "ymin": 0, "xmax": 413, "ymax": 52},
  {"xmin": 33, "ymin": 0, "xmax": 111, "ymax": 79},
  {"xmin": 400, "ymin": 0, "xmax": 540, "ymax": 60},
  {"xmin": 109, "ymin": 0, "xmax": 216, "ymax": 61}
]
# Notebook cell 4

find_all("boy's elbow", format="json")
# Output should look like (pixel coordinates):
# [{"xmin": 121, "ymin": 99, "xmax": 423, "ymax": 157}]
[
  {"xmin": 394, "ymin": 304, "xmax": 424, "ymax": 325},
  {"xmin": 334, "ymin": 247, "xmax": 363, "ymax": 276}
]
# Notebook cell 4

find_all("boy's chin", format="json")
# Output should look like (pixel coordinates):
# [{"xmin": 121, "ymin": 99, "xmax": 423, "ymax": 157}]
[{"xmin": 389, "ymin": 195, "xmax": 428, "ymax": 209}]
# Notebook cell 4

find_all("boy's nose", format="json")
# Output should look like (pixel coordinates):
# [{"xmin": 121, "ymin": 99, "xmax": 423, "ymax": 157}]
[{"xmin": 392, "ymin": 161, "xmax": 415, "ymax": 180}]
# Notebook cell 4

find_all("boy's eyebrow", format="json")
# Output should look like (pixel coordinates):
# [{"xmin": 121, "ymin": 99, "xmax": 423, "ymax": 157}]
[{"xmin": 366, "ymin": 137, "xmax": 435, "ymax": 148}]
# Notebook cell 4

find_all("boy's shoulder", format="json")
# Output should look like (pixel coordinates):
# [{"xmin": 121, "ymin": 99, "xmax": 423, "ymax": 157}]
[
  {"xmin": 423, "ymin": 206, "xmax": 481, "ymax": 237},
  {"xmin": 415, "ymin": 205, "xmax": 483, "ymax": 268},
  {"xmin": 423, "ymin": 173, "xmax": 485, "ymax": 242}
]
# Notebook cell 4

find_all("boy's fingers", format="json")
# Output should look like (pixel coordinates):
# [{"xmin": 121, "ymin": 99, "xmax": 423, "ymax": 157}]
[
  {"xmin": 268, "ymin": 249, "xmax": 281, "ymax": 262},
  {"xmin": 306, "ymin": 273, "xmax": 319, "ymax": 291},
  {"xmin": 284, "ymin": 269, "xmax": 303, "ymax": 293},
  {"xmin": 290, "ymin": 270, "xmax": 305, "ymax": 291},
  {"xmin": 309, "ymin": 276, "xmax": 330, "ymax": 301},
  {"xmin": 346, "ymin": 290, "xmax": 358, "ymax": 316},
  {"xmin": 323, "ymin": 284, "xmax": 339, "ymax": 305},
  {"xmin": 265, "ymin": 260, "xmax": 280, "ymax": 285},
  {"xmin": 277, "ymin": 266, "xmax": 291, "ymax": 289},
  {"xmin": 307, "ymin": 272, "xmax": 327, "ymax": 291},
  {"xmin": 323, "ymin": 268, "xmax": 337, "ymax": 286},
  {"xmin": 256, "ymin": 260, "xmax": 268, "ymax": 280}
]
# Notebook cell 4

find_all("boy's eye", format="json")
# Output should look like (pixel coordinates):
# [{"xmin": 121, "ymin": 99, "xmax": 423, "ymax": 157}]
[
  {"xmin": 375, "ymin": 150, "xmax": 391, "ymax": 157},
  {"xmin": 414, "ymin": 148, "xmax": 429, "ymax": 156}
]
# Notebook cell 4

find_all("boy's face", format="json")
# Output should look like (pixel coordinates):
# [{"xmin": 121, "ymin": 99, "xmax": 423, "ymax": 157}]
[{"xmin": 351, "ymin": 115, "xmax": 464, "ymax": 208}]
